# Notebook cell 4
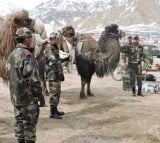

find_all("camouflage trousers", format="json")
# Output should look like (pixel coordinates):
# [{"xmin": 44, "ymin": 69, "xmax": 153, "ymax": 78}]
[
  {"xmin": 46, "ymin": 81, "xmax": 61, "ymax": 107},
  {"xmin": 14, "ymin": 103, "xmax": 39, "ymax": 141},
  {"xmin": 128, "ymin": 65, "xmax": 142, "ymax": 88}
]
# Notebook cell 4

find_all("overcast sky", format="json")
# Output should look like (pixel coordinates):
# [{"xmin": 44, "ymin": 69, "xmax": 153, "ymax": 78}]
[{"xmin": 0, "ymin": 0, "xmax": 49, "ymax": 10}]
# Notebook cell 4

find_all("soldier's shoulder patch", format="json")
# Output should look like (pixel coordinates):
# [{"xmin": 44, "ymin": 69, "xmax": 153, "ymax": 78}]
[
  {"xmin": 25, "ymin": 51, "xmax": 32, "ymax": 56},
  {"xmin": 47, "ymin": 46, "xmax": 52, "ymax": 50},
  {"xmin": 46, "ymin": 44, "xmax": 54, "ymax": 50}
]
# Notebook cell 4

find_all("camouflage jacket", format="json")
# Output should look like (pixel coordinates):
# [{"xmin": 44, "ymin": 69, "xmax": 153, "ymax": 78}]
[
  {"xmin": 44, "ymin": 43, "xmax": 63, "ymax": 81},
  {"xmin": 7, "ymin": 43, "xmax": 43, "ymax": 106},
  {"xmin": 121, "ymin": 42, "xmax": 133, "ymax": 53},
  {"xmin": 121, "ymin": 43, "xmax": 145, "ymax": 65}
]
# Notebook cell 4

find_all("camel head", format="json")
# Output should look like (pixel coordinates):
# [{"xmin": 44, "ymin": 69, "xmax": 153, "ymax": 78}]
[
  {"xmin": 61, "ymin": 26, "xmax": 77, "ymax": 47},
  {"xmin": 62, "ymin": 26, "xmax": 75, "ymax": 38},
  {"xmin": 95, "ymin": 24, "xmax": 125, "ymax": 77},
  {"xmin": 98, "ymin": 24, "xmax": 125, "ymax": 52},
  {"xmin": 104, "ymin": 24, "xmax": 125, "ymax": 39}
]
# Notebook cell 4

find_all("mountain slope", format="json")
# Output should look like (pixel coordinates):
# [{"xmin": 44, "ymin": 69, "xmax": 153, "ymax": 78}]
[
  {"xmin": 30, "ymin": 0, "xmax": 160, "ymax": 32},
  {"xmin": 77, "ymin": 0, "xmax": 160, "ymax": 31}
]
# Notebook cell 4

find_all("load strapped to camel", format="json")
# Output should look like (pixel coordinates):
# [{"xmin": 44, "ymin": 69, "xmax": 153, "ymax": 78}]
[
  {"xmin": 0, "ymin": 10, "xmax": 31, "ymax": 80},
  {"xmin": 58, "ymin": 26, "xmax": 77, "ymax": 72},
  {"xmin": 0, "ymin": 10, "xmax": 47, "ymax": 81}
]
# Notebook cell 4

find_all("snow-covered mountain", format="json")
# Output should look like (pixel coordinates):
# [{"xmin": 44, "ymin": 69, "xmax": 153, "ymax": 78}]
[
  {"xmin": 76, "ymin": 0, "xmax": 160, "ymax": 32},
  {"xmin": 30, "ymin": 0, "xmax": 134, "ymax": 31},
  {"xmin": 1, "ymin": 0, "xmax": 160, "ymax": 33},
  {"xmin": 30, "ymin": 0, "xmax": 160, "ymax": 32},
  {"xmin": 30, "ymin": 0, "xmax": 89, "ymax": 28}
]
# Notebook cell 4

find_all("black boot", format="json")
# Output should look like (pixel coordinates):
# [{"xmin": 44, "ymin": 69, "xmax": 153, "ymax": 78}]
[
  {"xmin": 17, "ymin": 139, "xmax": 25, "ymax": 143},
  {"xmin": 25, "ymin": 140, "xmax": 35, "ymax": 143},
  {"xmin": 137, "ymin": 87, "xmax": 144, "ymax": 97},
  {"xmin": 55, "ymin": 107, "xmax": 65, "ymax": 116},
  {"xmin": 49, "ymin": 106, "xmax": 62, "ymax": 119},
  {"xmin": 132, "ymin": 87, "xmax": 136, "ymax": 96}
]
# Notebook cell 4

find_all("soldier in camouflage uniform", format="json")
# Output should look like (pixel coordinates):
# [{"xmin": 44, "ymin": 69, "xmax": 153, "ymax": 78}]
[
  {"xmin": 45, "ymin": 32, "xmax": 65, "ymax": 119},
  {"xmin": 6, "ymin": 27, "xmax": 45, "ymax": 143},
  {"xmin": 121, "ymin": 36, "xmax": 145, "ymax": 96}
]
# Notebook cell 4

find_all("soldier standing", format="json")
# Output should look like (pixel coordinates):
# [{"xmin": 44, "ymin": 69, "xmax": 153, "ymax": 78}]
[
  {"xmin": 127, "ymin": 36, "xmax": 144, "ymax": 96},
  {"xmin": 121, "ymin": 36, "xmax": 145, "ymax": 96},
  {"xmin": 6, "ymin": 27, "xmax": 45, "ymax": 143},
  {"xmin": 45, "ymin": 32, "xmax": 65, "ymax": 119}
]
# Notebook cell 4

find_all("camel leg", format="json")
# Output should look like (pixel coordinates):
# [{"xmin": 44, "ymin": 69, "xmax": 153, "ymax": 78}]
[
  {"xmin": 87, "ymin": 79, "xmax": 94, "ymax": 97},
  {"xmin": 80, "ymin": 78, "xmax": 87, "ymax": 99},
  {"xmin": 66, "ymin": 62, "xmax": 72, "ymax": 73}
]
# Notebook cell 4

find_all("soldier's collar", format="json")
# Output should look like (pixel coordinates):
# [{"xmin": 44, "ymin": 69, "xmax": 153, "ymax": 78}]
[{"xmin": 17, "ymin": 43, "xmax": 28, "ymax": 48}]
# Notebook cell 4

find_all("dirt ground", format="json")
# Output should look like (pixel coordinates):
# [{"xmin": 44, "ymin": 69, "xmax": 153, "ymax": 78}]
[{"xmin": 1, "ymin": 66, "xmax": 160, "ymax": 143}]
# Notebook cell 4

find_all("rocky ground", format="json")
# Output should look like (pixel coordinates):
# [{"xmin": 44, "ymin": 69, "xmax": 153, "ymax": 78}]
[{"xmin": 1, "ymin": 67, "xmax": 160, "ymax": 143}]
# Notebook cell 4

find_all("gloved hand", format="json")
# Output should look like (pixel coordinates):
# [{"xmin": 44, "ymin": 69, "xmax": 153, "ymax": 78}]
[{"xmin": 38, "ymin": 95, "xmax": 45, "ymax": 107}]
